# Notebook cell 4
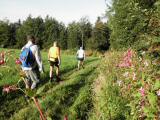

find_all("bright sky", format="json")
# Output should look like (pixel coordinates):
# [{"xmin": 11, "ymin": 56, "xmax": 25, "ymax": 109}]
[{"xmin": 0, "ymin": 0, "xmax": 111, "ymax": 25}]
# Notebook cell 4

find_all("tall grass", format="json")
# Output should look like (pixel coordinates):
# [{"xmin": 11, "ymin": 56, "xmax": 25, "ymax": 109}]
[
  {"xmin": 0, "ymin": 48, "xmax": 100, "ymax": 120},
  {"xmin": 90, "ymin": 49, "xmax": 160, "ymax": 120}
]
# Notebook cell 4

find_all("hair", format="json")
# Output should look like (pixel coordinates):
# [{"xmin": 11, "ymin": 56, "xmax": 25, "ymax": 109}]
[
  {"xmin": 27, "ymin": 35, "xmax": 35, "ymax": 44},
  {"xmin": 53, "ymin": 41, "xmax": 58, "ymax": 47}
]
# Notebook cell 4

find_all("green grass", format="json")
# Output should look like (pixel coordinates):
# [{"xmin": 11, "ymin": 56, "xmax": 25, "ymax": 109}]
[
  {"xmin": 0, "ymin": 48, "xmax": 100, "ymax": 120},
  {"xmin": 1, "ymin": 48, "xmax": 159, "ymax": 120}
]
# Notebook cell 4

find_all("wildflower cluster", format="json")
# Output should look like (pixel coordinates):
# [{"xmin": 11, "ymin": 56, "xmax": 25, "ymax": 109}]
[
  {"xmin": 118, "ymin": 49, "xmax": 133, "ymax": 68},
  {"xmin": 2, "ymin": 85, "xmax": 18, "ymax": 93},
  {"xmin": 116, "ymin": 49, "xmax": 160, "ymax": 119}
]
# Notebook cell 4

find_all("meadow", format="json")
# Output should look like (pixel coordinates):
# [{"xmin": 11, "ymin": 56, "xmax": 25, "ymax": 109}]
[
  {"xmin": 0, "ymin": 48, "xmax": 160, "ymax": 120},
  {"xmin": 0, "ymin": 48, "xmax": 100, "ymax": 120}
]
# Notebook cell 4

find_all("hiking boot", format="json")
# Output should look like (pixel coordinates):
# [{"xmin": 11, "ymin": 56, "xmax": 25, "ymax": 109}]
[
  {"xmin": 50, "ymin": 77, "xmax": 53, "ymax": 83},
  {"xmin": 56, "ymin": 76, "xmax": 61, "ymax": 82}
]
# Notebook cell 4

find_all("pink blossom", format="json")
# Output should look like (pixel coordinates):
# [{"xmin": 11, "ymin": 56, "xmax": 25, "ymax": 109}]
[
  {"xmin": 3, "ymin": 85, "xmax": 18, "ymax": 93},
  {"xmin": 0, "ymin": 59, "xmax": 5, "ymax": 65},
  {"xmin": 15, "ymin": 58, "xmax": 21, "ymax": 65},
  {"xmin": 64, "ymin": 115, "xmax": 68, "ymax": 120},
  {"xmin": 118, "ymin": 49, "xmax": 133, "ymax": 68},
  {"xmin": 139, "ymin": 87, "xmax": 145, "ymax": 97},
  {"xmin": 127, "ymin": 49, "xmax": 132, "ymax": 58}
]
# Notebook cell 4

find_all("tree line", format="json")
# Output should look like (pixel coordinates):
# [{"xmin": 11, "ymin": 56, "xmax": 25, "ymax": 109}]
[
  {"xmin": 1, "ymin": 0, "xmax": 159, "ymax": 51},
  {"xmin": 107, "ymin": 0, "xmax": 160, "ymax": 50},
  {"xmin": 0, "ymin": 15, "xmax": 110, "ymax": 50}
]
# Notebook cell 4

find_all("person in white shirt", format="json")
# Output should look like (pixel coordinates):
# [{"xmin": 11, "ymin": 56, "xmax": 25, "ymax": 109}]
[
  {"xmin": 76, "ymin": 47, "xmax": 85, "ymax": 70},
  {"xmin": 21, "ymin": 35, "xmax": 44, "ymax": 89}
]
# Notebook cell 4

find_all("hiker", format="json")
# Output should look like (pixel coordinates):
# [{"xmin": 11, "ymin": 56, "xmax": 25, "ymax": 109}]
[
  {"xmin": 76, "ymin": 47, "xmax": 85, "ymax": 70},
  {"xmin": 48, "ymin": 41, "xmax": 61, "ymax": 82},
  {"xmin": 20, "ymin": 35, "xmax": 44, "ymax": 89}
]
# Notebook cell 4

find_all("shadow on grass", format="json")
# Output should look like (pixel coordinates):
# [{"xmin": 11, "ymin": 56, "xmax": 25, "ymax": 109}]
[
  {"xmin": 38, "ymin": 57, "xmax": 99, "ymax": 88},
  {"xmin": 0, "ymin": 57, "xmax": 99, "ymax": 119},
  {"xmin": 47, "ymin": 67, "xmax": 96, "ymax": 120},
  {"xmin": 0, "ymin": 90, "xmax": 28, "ymax": 119}
]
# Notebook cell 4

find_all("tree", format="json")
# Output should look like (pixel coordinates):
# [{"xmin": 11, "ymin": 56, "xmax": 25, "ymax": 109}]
[
  {"xmin": 16, "ymin": 15, "xmax": 44, "ymax": 48},
  {"xmin": 58, "ymin": 23, "xmax": 68, "ymax": 49},
  {"xmin": 67, "ymin": 22, "xmax": 81, "ymax": 49},
  {"xmin": 107, "ymin": 0, "xmax": 159, "ymax": 50},
  {"xmin": 43, "ymin": 16, "xmax": 60, "ymax": 48},
  {"xmin": 0, "ymin": 20, "xmax": 10, "ymax": 48},
  {"xmin": 78, "ymin": 17, "xmax": 92, "ymax": 49},
  {"xmin": 88, "ymin": 17, "xmax": 110, "ymax": 50},
  {"xmin": 8, "ymin": 20, "xmax": 21, "ymax": 48}
]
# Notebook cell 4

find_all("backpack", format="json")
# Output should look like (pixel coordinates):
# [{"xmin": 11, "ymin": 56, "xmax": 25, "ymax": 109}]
[{"xmin": 20, "ymin": 46, "xmax": 35, "ymax": 67}]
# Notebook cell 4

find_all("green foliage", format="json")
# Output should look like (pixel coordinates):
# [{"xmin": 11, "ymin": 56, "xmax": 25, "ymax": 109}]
[
  {"xmin": 0, "ymin": 20, "xmax": 10, "ymax": 48},
  {"xmin": 0, "ymin": 15, "xmax": 110, "ymax": 51},
  {"xmin": 67, "ymin": 22, "xmax": 81, "ymax": 49},
  {"xmin": 89, "ymin": 18, "xmax": 110, "ymax": 50},
  {"xmin": 108, "ymin": 0, "xmax": 160, "ymax": 50},
  {"xmin": 90, "ymin": 49, "xmax": 160, "ymax": 119}
]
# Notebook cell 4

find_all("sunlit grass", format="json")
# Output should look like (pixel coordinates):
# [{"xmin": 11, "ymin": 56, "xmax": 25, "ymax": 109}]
[{"xmin": 0, "ymin": 48, "xmax": 100, "ymax": 120}]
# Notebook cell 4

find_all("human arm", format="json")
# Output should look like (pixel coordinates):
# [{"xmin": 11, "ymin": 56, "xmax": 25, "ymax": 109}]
[
  {"xmin": 57, "ymin": 47, "xmax": 61, "ymax": 65},
  {"xmin": 83, "ymin": 51, "xmax": 85, "ymax": 60},
  {"xmin": 56, "ymin": 47, "xmax": 61, "ymax": 65},
  {"xmin": 34, "ymin": 46, "xmax": 44, "ymax": 73},
  {"xmin": 48, "ymin": 49, "xmax": 50, "ymax": 61}
]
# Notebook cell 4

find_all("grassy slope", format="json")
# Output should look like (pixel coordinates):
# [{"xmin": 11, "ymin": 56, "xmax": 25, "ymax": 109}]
[
  {"xmin": 90, "ymin": 50, "xmax": 160, "ymax": 120},
  {"xmin": 0, "ymin": 48, "xmax": 100, "ymax": 120},
  {"xmin": 89, "ymin": 51, "xmax": 129, "ymax": 120},
  {"xmin": 1, "ymin": 48, "xmax": 159, "ymax": 120}
]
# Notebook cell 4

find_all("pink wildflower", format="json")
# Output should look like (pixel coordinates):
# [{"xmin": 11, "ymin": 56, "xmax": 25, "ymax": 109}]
[
  {"xmin": 3, "ymin": 85, "xmax": 18, "ymax": 93},
  {"xmin": 118, "ymin": 49, "xmax": 133, "ymax": 68},
  {"xmin": 127, "ymin": 49, "xmax": 132, "ymax": 58},
  {"xmin": 64, "ymin": 115, "xmax": 68, "ymax": 120},
  {"xmin": 0, "ymin": 59, "xmax": 5, "ymax": 65},
  {"xmin": 139, "ymin": 87, "xmax": 145, "ymax": 97},
  {"xmin": 15, "ymin": 58, "xmax": 21, "ymax": 65}
]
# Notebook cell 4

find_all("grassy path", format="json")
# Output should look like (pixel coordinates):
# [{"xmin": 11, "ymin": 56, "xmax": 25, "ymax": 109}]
[{"xmin": 0, "ymin": 54, "xmax": 100, "ymax": 120}]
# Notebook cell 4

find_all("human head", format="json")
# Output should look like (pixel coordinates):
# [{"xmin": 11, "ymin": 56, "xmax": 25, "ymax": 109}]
[
  {"xmin": 53, "ymin": 41, "xmax": 58, "ymax": 47},
  {"xmin": 80, "ymin": 47, "xmax": 83, "ymax": 50},
  {"xmin": 27, "ymin": 35, "xmax": 35, "ymax": 44}
]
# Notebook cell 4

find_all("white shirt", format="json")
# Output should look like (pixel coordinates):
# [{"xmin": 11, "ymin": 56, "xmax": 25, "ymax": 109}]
[
  {"xmin": 77, "ymin": 49, "xmax": 85, "ymax": 58},
  {"xmin": 21, "ymin": 41, "xmax": 43, "ymax": 71}
]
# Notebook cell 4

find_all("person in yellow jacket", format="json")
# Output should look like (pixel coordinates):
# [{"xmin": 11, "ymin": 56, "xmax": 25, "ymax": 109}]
[{"xmin": 48, "ymin": 41, "xmax": 61, "ymax": 82}]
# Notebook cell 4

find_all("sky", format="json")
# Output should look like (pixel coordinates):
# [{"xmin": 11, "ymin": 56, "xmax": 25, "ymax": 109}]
[{"xmin": 0, "ymin": 0, "xmax": 111, "ymax": 25}]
